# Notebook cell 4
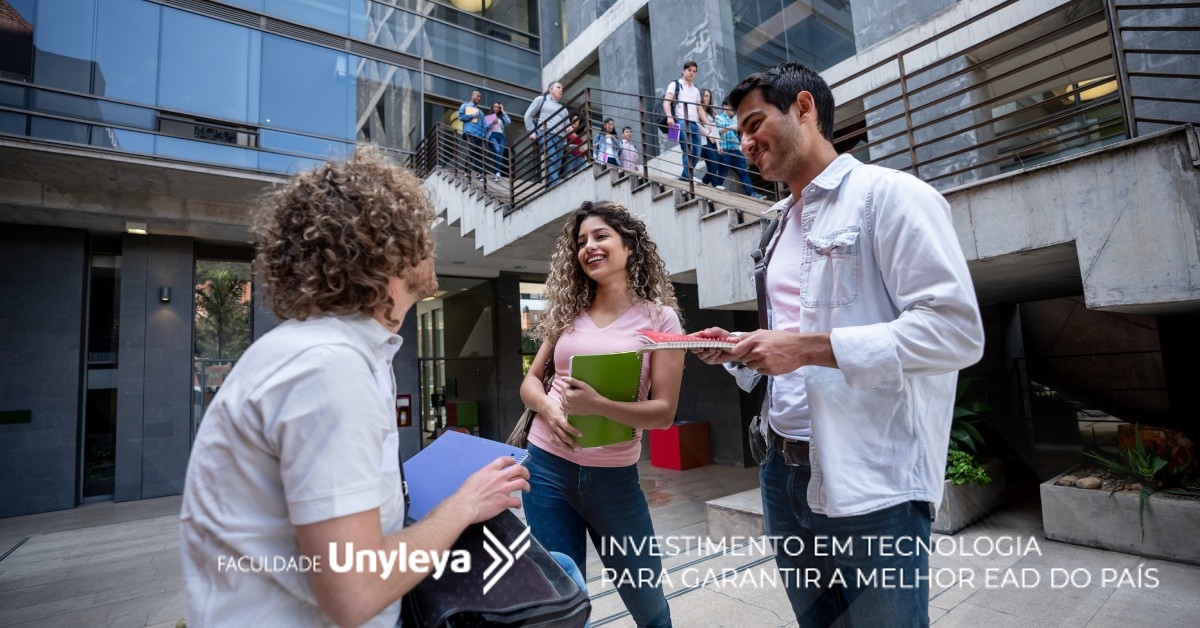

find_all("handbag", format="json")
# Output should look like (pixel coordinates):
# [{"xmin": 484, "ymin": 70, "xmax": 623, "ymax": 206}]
[
  {"xmin": 506, "ymin": 347, "xmax": 555, "ymax": 447},
  {"xmin": 400, "ymin": 510, "xmax": 590, "ymax": 627}
]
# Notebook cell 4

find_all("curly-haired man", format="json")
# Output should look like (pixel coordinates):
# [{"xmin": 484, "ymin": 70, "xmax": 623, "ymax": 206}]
[{"xmin": 180, "ymin": 146, "xmax": 530, "ymax": 627}]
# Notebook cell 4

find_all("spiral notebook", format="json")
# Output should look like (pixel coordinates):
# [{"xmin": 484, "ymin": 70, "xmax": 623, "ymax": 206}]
[
  {"xmin": 402, "ymin": 430, "xmax": 528, "ymax": 521},
  {"xmin": 567, "ymin": 351, "xmax": 641, "ymax": 448},
  {"xmin": 636, "ymin": 329, "xmax": 737, "ymax": 352}
]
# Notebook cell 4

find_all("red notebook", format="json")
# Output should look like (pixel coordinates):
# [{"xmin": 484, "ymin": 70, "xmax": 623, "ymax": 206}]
[{"xmin": 636, "ymin": 329, "xmax": 737, "ymax": 352}]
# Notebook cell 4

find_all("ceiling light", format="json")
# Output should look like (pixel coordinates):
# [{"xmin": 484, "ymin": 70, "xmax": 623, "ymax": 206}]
[{"xmin": 125, "ymin": 221, "xmax": 148, "ymax": 235}]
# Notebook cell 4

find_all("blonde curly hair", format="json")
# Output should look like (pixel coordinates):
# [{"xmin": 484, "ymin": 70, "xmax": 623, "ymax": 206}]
[
  {"xmin": 536, "ymin": 201, "xmax": 680, "ymax": 344},
  {"xmin": 253, "ymin": 145, "xmax": 436, "ymax": 326}
]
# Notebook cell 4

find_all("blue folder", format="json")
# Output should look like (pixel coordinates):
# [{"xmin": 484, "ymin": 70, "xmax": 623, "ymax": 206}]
[{"xmin": 402, "ymin": 430, "xmax": 528, "ymax": 521}]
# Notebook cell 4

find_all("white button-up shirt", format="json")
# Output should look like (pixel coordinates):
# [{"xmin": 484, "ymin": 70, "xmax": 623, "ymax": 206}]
[{"xmin": 750, "ymin": 154, "xmax": 984, "ymax": 517}]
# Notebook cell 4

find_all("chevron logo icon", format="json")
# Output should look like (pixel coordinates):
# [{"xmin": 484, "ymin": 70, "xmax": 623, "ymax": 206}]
[{"xmin": 481, "ymin": 523, "xmax": 531, "ymax": 594}]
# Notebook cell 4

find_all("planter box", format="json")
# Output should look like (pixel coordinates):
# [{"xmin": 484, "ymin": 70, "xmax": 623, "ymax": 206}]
[
  {"xmin": 933, "ymin": 458, "xmax": 1005, "ymax": 534},
  {"xmin": 1041, "ymin": 471, "xmax": 1200, "ymax": 566}
]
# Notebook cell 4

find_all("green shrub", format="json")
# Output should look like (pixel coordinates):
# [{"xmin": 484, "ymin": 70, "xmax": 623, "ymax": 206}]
[{"xmin": 946, "ymin": 449, "xmax": 992, "ymax": 486}]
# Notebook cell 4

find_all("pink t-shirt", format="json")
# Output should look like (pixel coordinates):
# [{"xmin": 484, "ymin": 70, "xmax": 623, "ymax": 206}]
[{"xmin": 528, "ymin": 301, "xmax": 683, "ymax": 467}]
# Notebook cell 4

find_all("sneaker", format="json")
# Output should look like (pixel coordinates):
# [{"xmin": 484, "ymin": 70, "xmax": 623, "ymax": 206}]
[
  {"xmin": 715, "ymin": 185, "xmax": 727, "ymax": 191},
  {"xmin": 476, "ymin": 174, "xmax": 484, "ymax": 181},
  {"xmin": 693, "ymin": 177, "xmax": 704, "ymax": 183},
  {"xmin": 494, "ymin": 173, "xmax": 501, "ymax": 182},
  {"xmin": 749, "ymin": 193, "xmax": 767, "ymax": 200},
  {"xmin": 677, "ymin": 176, "xmax": 691, "ymax": 183}
]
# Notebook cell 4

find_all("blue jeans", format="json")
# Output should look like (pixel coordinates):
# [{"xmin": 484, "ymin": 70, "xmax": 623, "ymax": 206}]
[
  {"xmin": 523, "ymin": 444, "xmax": 671, "ymax": 628},
  {"xmin": 543, "ymin": 135, "xmax": 565, "ymax": 184},
  {"xmin": 719, "ymin": 149, "xmax": 756, "ymax": 195},
  {"xmin": 678, "ymin": 121, "xmax": 701, "ymax": 180},
  {"xmin": 487, "ymin": 131, "xmax": 507, "ymax": 176},
  {"xmin": 760, "ymin": 437, "xmax": 931, "ymax": 627},
  {"xmin": 700, "ymin": 140, "xmax": 722, "ymax": 186}
]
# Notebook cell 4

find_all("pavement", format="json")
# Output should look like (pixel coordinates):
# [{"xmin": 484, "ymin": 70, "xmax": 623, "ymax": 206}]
[{"xmin": 2, "ymin": 460, "xmax": 1199, "ymax": 627}]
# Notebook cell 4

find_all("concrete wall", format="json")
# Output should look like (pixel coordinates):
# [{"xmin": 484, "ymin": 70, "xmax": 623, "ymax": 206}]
[
  {"xmin": 115, "ymin": 234, "xmax": 195, "ymax": 501},
  {"xmin": 647, "ymin": 0, "xmax": 738, "ymax": 99},
  {"xmin": 851, "ymin": 0, "xmax": 957, "ymax": 51},
  {"xmin": 0, "ymin": 225, "xmax": 86, "ymax": 518}
]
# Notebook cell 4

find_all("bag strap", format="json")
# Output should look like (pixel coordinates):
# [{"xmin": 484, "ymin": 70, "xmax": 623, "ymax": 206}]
[
  {"xmin": 666, "ymin": 80, "xmax": 682, "ymax": 119},
  {"xmin": 750, "ymin": 216, "xmax": 781, "ymax": 330}
]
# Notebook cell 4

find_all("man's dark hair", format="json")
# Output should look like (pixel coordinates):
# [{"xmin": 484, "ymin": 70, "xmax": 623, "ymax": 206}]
[
  {"xmin": 682, "ymin": 60, "xmax": 697, "ymax": 72},
  {"xmin": 728, "ymin": 62, "xmax": 835, "ymax": 142}
]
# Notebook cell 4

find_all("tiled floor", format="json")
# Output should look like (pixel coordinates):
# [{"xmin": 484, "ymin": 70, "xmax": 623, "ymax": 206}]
[{"xmin": 2, "ymin": 460, "xmax": 1199, "ymax": 627}]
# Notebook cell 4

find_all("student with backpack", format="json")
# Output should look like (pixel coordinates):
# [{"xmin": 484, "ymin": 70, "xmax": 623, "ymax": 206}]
[{"xmin": 661, "ymin": 61, "xmax": 708, "ymax": 183}]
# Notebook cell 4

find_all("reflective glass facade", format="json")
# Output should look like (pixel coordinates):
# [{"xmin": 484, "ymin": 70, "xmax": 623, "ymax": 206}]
[
  {"xmin": 0, "ymin": 0, "xmax": 541, "ymax": 174},
  {"xmin": 732, "ymin": 0, "xmax": 856, "ymax": 76}
]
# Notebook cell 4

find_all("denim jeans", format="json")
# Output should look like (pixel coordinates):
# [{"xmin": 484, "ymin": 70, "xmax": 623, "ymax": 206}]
[
  {"xmin": 462, "ymin": 132, "xmax": 485, "ymax": 176},
  {"xmin": 760, "ymin": 436, "xmax": 931, "ymax": 627},
  {"xmin": 487, "ymin": 131, "xmax": 507, "ymax": 176},
  {"xmin": 544, "ymin": 135, "xmax": 565, "ymax": 184},
  {"xmin": 523, "ymin": 444, "xmax": 672, "ymax": 628},
  {"xmin": 678, "ymin": 121, "xmax": 702, "ymax": 180},
  {"xmin": 719, "ymin": 149, "xmax": 756, "ymax": 195},
  {"xmin": 700, "ymin": 140, "xmax": 722, "ymax": 186}
]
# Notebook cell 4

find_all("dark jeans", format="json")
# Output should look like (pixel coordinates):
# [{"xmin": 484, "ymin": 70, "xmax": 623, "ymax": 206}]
[
  {"xmin": 718, "ymin": 149, "xmax": 756, "ymax": 195},
  {"xmin": 462, "ymin": 132, "xmax": 485, "ymax": 176},
  {"xmin": 678, "ymin": 121, "xmax": 701, "ymax": 180},
  {"xmin": 700, "ymin": 140, "xmax": 722, "ymax": 186},
  {"xmin": 760, "ymin": 435, "xmax": 932, "ymax": 627},
  {"xmin": 523, "ymin": 444, "xmax": 672, "ymax": 628}
]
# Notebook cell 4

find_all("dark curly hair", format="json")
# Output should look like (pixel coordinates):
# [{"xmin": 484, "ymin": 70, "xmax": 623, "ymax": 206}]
[
  {"xmin": 252, "ymin": 145, "xmax": 436, "ymax": 326},
  {"xmin": 536, "ymin": 201, "xmax": 680, "ymax": 344}
]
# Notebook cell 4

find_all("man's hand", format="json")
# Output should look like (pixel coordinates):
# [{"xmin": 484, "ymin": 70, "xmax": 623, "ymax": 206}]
[
  {"xmin": 690, "ymin": 326, "xmax": 740, "ymax": 365},
  {"xmin": 444, "ymin": 456, "xmax": 530, "ymax": 525},
  {"xmin": 728, "ymin": 330, "xmax": 836, "ymax": 376}
]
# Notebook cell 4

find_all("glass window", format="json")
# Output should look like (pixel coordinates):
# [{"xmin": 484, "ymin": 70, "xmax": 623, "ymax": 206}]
[
  {"xmin": 419, "ymin": 22, "xmax": 539, "ymax": 88},
  {"xmin": 0, "ymin": 110, "xmax": 27, "ymax": 135},
  {"xmin": 30, "ymin": 115, "xmax": 89, "ymax": 144},
  {"xmin": 94, "ymin": 0, "xmax": 160, "ymax": 104},
  {"xmin": 265, "ymin": 0, "xmax": 353, "ymax": 36},
  {"xmin": 0, "ymin": 0, "xmax": 36, "ymax": 79},
  {"xmin": 156, "ymin": 135, "xmax": 258, "ymax": 169},
  {"xmin": 355, "ymin": 59, "xmax": 421, "ymax": 152},
  {"xmin": 260, "ymin": 34, "xmax": 353, "ymax": 139},
  {"xmin": 33, "ymin": 0, "xmax": 97, "ymax": 92},
  {"xmin": 96, "ymin": 128, "xmax": 156, "ymax": 155},
  {"xmin": 258, "ymin": 152, "xmax": 325, "ymax": 174},
  {"xmin": 221, "ymin": 0, "xmax": 264, "ymax": 11},
  {"xmin": 259, "ymin": 129, "xmax": 353, "ymax": 159},
  {"xmin": 159, "ymin": 8, "xmax": 261, "ymax": 124}
]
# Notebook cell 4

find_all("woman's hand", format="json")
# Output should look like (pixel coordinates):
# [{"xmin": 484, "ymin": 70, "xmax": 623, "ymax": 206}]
[
  {"xmin": 539, "ymin": 396, "xmax": 582, "ymax": 451},
  {"xmin": 554, "ymin": 376, "xmax": 607, "ymax": 418}
]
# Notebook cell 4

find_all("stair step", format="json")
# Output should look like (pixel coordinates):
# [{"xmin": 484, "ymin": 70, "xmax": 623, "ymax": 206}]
[
  {"xmin": 585, "ymin": 533, "xmax": 776, "ymax": 625},
  {"xmin": 706, "ymin": 488, "xmax": 764, "ymax": 545}
]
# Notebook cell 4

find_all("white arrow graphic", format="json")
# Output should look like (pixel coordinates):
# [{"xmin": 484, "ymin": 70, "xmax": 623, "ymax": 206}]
[{"xmin": 481, "ymin": 524, "xmax": 531, "ymax": 594}]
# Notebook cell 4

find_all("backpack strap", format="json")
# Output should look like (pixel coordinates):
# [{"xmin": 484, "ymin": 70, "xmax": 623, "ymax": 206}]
[{"xmin": 750, "ymin": 215, "xmax": 781, "ymax": 330}]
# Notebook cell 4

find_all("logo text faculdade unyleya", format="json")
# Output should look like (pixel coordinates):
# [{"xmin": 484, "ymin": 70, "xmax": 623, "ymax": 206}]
[{"xmin": 329, "ymin": 542, "xmax": 470, "ymax": 580}]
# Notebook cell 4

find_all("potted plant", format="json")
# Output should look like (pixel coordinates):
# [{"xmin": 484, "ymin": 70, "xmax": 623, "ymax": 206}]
[
  {"xmin": 1041, "ymin": 423, "xmax": 1200, "ymax": 565},
  {"xmin": 933, "ymin": 377, "xmax": 1006, "ymax": 534}
]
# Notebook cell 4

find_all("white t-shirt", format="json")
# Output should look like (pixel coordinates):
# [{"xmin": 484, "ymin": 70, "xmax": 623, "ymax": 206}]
[
  {"xmin": 665, "ymin": 79, "xmax": 703, "ymax": 123},
  {"xmin": 180, "ymin": 314, "xmax": 406, "ymax": 627}
]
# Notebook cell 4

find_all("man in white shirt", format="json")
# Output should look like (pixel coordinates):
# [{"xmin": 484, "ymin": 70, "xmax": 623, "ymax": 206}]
[
  {"xmin": 180, "ymin": 146, "xmax": 530, "ymax": 627},
  {"xmin": 662, "ymin": 60, "xmax": 708, "ymax": 183},
  {"xmin": 693, "ymin": 62, "xmax": 984, "ymax": 626}
]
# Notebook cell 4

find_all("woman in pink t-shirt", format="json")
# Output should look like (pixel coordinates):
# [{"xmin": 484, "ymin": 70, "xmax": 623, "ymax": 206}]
[{"xmin": 520, "ymin": 201, "xmax": 683, "ymax": 628}]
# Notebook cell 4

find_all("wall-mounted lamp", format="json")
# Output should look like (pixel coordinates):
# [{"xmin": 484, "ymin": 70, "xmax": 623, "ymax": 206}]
[
  {"xmin": 159, "ymin": 287, "xmax": 172, "ymax": 303},
  {"xmin": 126, "ymin": 221, "xmax": 148, "ymax": 235}
]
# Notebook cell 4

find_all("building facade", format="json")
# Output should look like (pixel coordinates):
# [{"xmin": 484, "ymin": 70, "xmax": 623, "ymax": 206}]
[{"xmin": 2, "ymin": 0, "xmax": 1198, "ymax": 518}]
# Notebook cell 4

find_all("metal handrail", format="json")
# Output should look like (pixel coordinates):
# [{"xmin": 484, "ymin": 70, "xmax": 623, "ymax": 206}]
[
  {"xmin": 411, "ymin": 0, "xmax": 1198, "ymax": 210},
  {"xmin": 406, "ymin": 85, "xmax": 781, "ymax": 212}
]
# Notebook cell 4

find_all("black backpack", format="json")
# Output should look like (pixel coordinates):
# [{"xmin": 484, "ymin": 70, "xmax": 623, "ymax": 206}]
[{"xmin": 654, "ymin": 79, "xmax": 683, "ymax": 133}]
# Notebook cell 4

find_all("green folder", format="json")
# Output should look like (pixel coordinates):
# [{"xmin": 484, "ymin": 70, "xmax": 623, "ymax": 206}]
[{"xmin": 567, "ymin": 351, "xmax": 642, "ymax": 448}]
